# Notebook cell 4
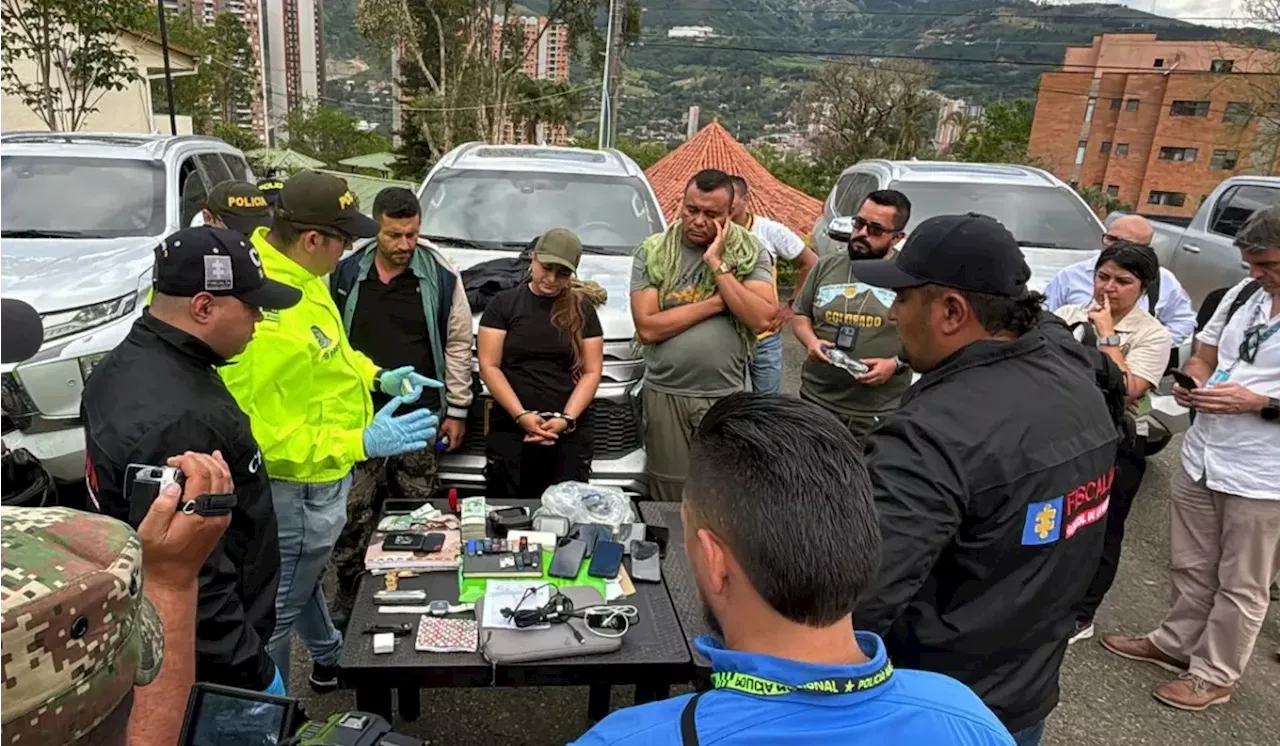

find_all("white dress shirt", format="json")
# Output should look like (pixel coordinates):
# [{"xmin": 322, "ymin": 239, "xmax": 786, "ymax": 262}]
[
  {"xmin": 1042, "ymin": 252, "xmax": 1198, "ymax": 345},
  {"xmin": 1180, "ymin": 279, "xmax": 1280, "ymax": 500}
]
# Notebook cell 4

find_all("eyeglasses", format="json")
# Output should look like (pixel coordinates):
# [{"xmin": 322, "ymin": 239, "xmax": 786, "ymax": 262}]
[
  {"xmin": 853, "ymin": 217, "xmax": 895, "ymax": 238},
  {"xmin": 1102, "ymin": 233, "xmax": 1122, "ymax": 244},
  {"xmin": 315, "ymin": 229, "xmax": 354, "ymax": 250}
]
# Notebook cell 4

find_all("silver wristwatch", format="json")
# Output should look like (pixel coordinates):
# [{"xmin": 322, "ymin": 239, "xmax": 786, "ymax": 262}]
[{"xmin": 1096, "ymin": 335, "xmax": 1122, "ymax": 348}]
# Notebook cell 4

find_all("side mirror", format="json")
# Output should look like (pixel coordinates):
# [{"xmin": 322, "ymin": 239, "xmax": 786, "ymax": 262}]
[{"xmin": 827, "ymin": 215, "xmax": 853, "ymax": 244}]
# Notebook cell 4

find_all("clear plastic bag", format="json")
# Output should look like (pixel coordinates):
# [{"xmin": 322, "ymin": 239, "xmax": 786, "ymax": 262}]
[{"xmin": 537, "ymin": 481, "xmax": 635, "ymax": 530}]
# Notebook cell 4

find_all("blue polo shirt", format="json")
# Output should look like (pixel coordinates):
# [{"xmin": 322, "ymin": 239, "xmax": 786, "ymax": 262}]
[{"xmin": 571, "ymin": 633, "xmax": 1013, "ymax": 745}]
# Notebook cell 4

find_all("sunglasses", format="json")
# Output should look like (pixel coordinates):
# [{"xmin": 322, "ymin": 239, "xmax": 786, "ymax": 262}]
[
  {"xmin": 1239, "ymin": 323, "xmax": 1277, "ymax": 365},
  {"xmin": 853, "ymin": 217, "xmax": 895, "ymax": 238},
  {"xmin": 315, "ymin": 229, "xmax": 354, "ymax": 249}
]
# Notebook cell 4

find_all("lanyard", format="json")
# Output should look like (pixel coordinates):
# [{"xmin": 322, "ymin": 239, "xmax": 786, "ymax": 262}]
[{"xmin": 711, "ymin": 661, "xmax": 894, "ymax": 696}]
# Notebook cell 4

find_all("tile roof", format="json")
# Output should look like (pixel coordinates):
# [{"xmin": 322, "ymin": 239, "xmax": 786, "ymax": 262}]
[{"xmin": 644, "ymin": 120, "xmax": 824, "ymax": 238}]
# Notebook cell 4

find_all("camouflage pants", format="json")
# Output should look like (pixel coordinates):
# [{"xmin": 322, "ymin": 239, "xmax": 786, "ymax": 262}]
[{"xmin": 329, "ymin": 448, "xmax": 440, "ymax": 624}]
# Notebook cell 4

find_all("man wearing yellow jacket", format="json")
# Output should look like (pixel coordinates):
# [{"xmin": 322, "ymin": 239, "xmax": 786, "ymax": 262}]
[{"xmin": 221, "ymin": 171, "xmax": 441, "ymax": 693}]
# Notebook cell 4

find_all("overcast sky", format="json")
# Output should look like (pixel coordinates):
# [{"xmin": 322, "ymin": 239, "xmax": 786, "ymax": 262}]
[{"xmin": 1048, "ymin": 0, "xmax": 1246, "ymax": 26}]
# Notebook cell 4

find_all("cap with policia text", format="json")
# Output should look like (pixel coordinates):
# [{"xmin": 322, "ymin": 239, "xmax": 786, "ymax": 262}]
[
  {"xmin": 1, "ymin": 506, "xmax": 164, "ymax": 745},
  {"xmin": 532, "ymin": 228, "xmax": 584, "ymax": 272},
  {"xmin": 851, "ymin": 213, "xmax": 1031, "ymax": 299},
  {"xmin": 1, "ymin": 298, "xmax": 43, "ymax": 363},
  {"xmin": 154, "ymin": 226, "xmax": 302, "ymax": 309},
  {"xmin": 206, "ymin": 180, "xmax": 272, "ymax": 236},
  {"xmin": 276, "ymin": 170, "xmax": 380, "ymax": 239},
  {"xmin": 256, "ymin": 176, "xmax": 285, "ymax": 208}
]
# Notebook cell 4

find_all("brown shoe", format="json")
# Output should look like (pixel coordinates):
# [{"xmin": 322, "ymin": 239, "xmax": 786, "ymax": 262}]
[
  {"xmin": 1153, "ymin": 673, "xmax": 1232, "ymax": 711},
  {"xmin": 1099, "ymin": 634, "xmax": 1189, "ymax": 674}
]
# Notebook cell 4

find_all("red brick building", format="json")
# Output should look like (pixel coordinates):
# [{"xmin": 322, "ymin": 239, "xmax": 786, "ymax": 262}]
[{"xmin": 1028, "ymin": 34, "xmax": 1280, "ymax": 219}]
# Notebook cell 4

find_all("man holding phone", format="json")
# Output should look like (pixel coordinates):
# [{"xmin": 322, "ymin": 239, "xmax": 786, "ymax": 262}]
[
  {"xmin": 83, "ymin": 226, "xmax": 302, "ymax": 695},
  {"xmin": 792, "ymin": 190, "xmax": 913, "ymax": 439}
]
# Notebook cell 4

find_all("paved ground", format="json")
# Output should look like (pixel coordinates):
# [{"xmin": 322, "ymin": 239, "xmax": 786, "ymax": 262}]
[{"xmin": 292, "ymin": 330, "xmax": 1280, "ymax": 744}]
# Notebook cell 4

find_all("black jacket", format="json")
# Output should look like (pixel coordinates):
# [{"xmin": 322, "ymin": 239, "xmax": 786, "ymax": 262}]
[
  {"xmin": 856, "ymin": 322, "xmax": 1118, "ymax": 733},
  {"xmin": 82, "ymin": 312, "xmax": 280, "ymax": 690}
]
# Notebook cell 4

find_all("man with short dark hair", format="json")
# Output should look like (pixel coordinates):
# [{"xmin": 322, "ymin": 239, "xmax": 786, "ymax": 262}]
[
  {"xmin": 328, "ymin": 186, "xmax": 474, "ymax": 628},
  {"xmin": 220, "ymin": 171, "xmax": 442, "ymax": 693},
  {"xmin": 572, "ymin": 394, "xmax": 1012, "ymax": 745},
  {"xmin": 83, "ymin": 226, "xmax": 301, "ymax": 695},
  {"xmin": 631, "ymin": 169, "xmax": 777, "ymax": 501},
  {"xmin": 728, "ymin": 175, "xmax": 818, "ymax": 394},
  {"xmin": 204, "ymin": 181, "xmax": 273, "ymax": 236},
  {"xmin": 851, "ymin": 214, "xmax": 1119, "ymax": 746},
  {"xmin": 791, "ymin": 190, "xmax": 913, "ymax": 438}
]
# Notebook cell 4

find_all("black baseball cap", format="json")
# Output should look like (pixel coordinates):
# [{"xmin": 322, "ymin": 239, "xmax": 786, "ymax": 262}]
[
  {"xmin": 153, "ymin": 226, "xmax": 302, "ymax": 309},
  {"xmin": 851, "ymin": 213, "xmax": 1031, "ymax": 298},
  {"xmin": 275, "ymin": 171, "xmax": 379, "ymax": 239},
  {"xmin": 1, "ymin": 298, "xmax": 43, "ymax": 363},
  {"xmin": 256, "ymin": 177, "xmax": 285, "ymax": 208},
  {"xmin": 206, "ymin": 180, "xmax": 272, "ymax": 236}
]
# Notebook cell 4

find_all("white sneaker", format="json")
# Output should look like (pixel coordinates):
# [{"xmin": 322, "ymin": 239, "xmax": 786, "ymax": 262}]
[{"xmin": 1069, "ymin": 620, "xmax": 1095, "ymax": 645}]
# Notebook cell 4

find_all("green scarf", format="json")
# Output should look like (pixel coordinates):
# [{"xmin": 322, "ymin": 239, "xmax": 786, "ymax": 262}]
[{"xmin": 640, "ymin": 219, "xmax": 760, "ymax": 356}]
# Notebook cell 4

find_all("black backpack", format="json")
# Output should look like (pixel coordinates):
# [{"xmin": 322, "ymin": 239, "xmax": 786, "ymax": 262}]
[{"xmin": 1039, "ymin": 311, "xmax": 1136, "ymax": 452}]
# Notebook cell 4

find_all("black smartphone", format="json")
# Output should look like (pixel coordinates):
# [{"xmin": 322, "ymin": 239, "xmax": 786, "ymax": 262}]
[
  {"xmin": 548, "ymin": 538, "xmax": 588, "ymax": 578},
  {"xmin": 1171, "ymin": 370, "xmax": 1199, "ymax": 390},
  {"xmin": 630, "ymin": 540, "xmax": 662, "ymax": 583},
  {"xmin": 587, "ymin": 540, "xmax": 625, "ymax": 579},
  {"xmin": 383, "ymin": 532, "xmax": 426, "ymax": 552},
  {"xmin": 421, "ymin": 532, "xmax": 446, "ymax": 553},
  {"xmin": 569, "ymin": 523, "xmax": 611, "ymax": 557}
]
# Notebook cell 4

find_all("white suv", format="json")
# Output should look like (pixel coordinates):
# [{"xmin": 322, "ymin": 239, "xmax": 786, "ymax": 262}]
[
  {"xmin": 1, "ymin": 132, "xmax": 254, "ymax": 480},
  {"xmin": 415, "ymin": 143, "xmax": 665, "ymax": 494}
]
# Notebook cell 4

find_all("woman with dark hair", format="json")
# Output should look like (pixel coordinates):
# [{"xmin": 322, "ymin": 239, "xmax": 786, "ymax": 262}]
[
  {"xmin": 478, "ymin": 229, "xmax": 605, "ymax": 499},
  {"xmin": 1054, "ymin": 239, "xmax": 1172, "ymax": 644}
]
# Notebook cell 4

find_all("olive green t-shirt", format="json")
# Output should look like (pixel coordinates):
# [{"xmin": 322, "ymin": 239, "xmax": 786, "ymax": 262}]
[
  {"xmin": 793, "ymin": 252, "xmax": 909, "ymax": 416},
  {"xmin": 630, "ymin": 235, "xmax": 773, "ymax": 397}
]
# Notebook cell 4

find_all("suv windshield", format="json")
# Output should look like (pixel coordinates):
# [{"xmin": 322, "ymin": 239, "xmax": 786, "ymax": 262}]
[
  {"xmin": 890, "ymin": 182, "xmax": 1103, "ymax": 249},
  {"xmin": 418, "ymin": 169, "xmax": 663, "ymax": 254},
  {"xmin": 2, "ymin": 156, "xmax": 166, "ymax": 238}
]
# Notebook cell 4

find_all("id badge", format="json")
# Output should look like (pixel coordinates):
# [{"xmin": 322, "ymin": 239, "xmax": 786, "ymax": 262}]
[
  {"xmin": 1206, "ymin": 368, "xmax": 1231, "ymax": 386},
  {"xmin": 835, "ymin": 325, "xmax": 859, "ymax": 351}
]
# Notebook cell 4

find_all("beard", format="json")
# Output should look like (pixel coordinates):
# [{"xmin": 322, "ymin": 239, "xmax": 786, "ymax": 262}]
[{"xmin": 847, "ymin": 237, "xmax": 889, "ymax": 259}]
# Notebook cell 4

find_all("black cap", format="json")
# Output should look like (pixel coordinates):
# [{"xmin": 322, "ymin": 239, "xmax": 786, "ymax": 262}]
[
  {"xmin": 153, "ymin": 227, "xmax": 302, "ymax": 310},
  {"xmin": 1, "ymin": 298, "xmax": 43, "ymax": 363},
  {"xmin": 851, "ymin": 213, "xmax": 1030, "ymax": 298},
  {"xmin": 256, "ymin": 177, "xmax": 285, "ymax": 208},
  {"xmin": 206, "ymin": 180, "xmax": 272, "ymax": 236},
  {"xmin": 275, "ymin": 171, "xmax": 379, "ymax": 239}
]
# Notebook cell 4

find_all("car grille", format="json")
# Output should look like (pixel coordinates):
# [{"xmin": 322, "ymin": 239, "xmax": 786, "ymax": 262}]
[
  {"xmin": 1, "ymin": 373, "xmax": 38, "ymax": 433},
  {"xmin": 458, "ymin": 397, "xmax": 642, "ymax": 460}
]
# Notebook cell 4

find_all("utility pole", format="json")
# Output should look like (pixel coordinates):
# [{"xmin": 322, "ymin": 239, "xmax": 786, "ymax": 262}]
[
  {"xmin": 156, "ymin": 0, "xmax": 178, "ymax": 135},
  {"xmin": 597, "ymin": 0, "xmax": 618, "ymax": 149},
  {"xmin": 607, "ymin": 2, "xmax": 626, "ymax": 145}
]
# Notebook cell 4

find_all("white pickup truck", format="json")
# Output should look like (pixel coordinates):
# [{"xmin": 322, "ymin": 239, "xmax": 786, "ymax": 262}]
[{"xmin": 1108, "ymin": 175, "xmax": 1280, "ymax": 311}]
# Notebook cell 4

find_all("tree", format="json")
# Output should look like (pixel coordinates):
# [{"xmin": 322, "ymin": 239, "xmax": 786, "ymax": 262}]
[
  {"xmin": 1076, "ymin": 185, "xmax": 1133, "ymax": 219},
  {"xmin": 211, "ymin": 121, "xmax": 263, "ymax": 152},
  {"xmin": 357, "ymin": 0, "xmax": 603, "ymax": 161},
  {"xmin": 142, "ymin": 7, "xmax": 214, "ymax": 132},
  {"xmin": 283, "ymin": 105, "xmax": 389, "ymax": 164},
  {"xmin": 513, "ymin": 75, "xmax": 585, "ymax": 144},
  {"xmin": 797, "ymin": 58, "xmax": 939, "ymax": 167},
  {"xmin": 613, "ymin": 136, "xmax": 668, "ymax": 169},
  {"xmin": 750, "ymin": 143, "xmax": 839, "ymax": 200},
  {"xmin": 1, "ymin": 0, "xmax": 149, "ymax": 131},
  {"xmin": 207, "ymin": 13, "xmax": 257, "ymax": 128},
  {"xmin": 948, "ymin": 99, "xmax": 1036, "ymax": 165}
]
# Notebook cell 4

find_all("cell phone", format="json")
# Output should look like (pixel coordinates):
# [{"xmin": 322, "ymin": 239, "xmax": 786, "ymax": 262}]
[
  {"xmin": 532, "ymin": 514, "xmax": 571, "ymax": 538},
  {"xmin": 548, "ymin": 538, "xmax": 588, "ymax": 578},
  {"xmin": 587, "ymin": 540, "xmax": 625, "ymax": 579},
  {"xmin": 1171, "ymin": 370, "xmax": 1199, "ymax": 390},
  {"xmin": 569, "ymin": 523, "xmax": 611, "ymax": 557},
  {"xmin": 630, "ymin": 540, "xmax": 662, "ymax": 583},
  {"xmin": 615, "ymin": 523, "xmax": 646, "ymax": 553},
  {"xmin": 383, "ymin": 532, "xmax": 427, "ymax": 552},
  {"xmin": 126, "ymin": 464, "xmax": 186, "ymax": 525},
  {"xmin": 420, "ymin": 532, "xmax": 446, "ymax": 553},
  {"xmin": 179, "ymin": 682, "xmax": 296, "ymax": 746}
]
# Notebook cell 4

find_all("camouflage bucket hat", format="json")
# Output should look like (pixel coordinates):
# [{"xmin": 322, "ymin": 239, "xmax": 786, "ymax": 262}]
[{"xmin": 1, "ymin": 507, "xmax": 163, "ymax": 745}]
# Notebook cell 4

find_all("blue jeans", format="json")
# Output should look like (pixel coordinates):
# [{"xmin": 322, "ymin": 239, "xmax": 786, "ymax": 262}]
[
  {"xmin": 1010, "ymin": 720, "xmax": 1045, "ymax": 746},
  {"xmin": 749, "ymin": 333, "xmax": 784, "ymax": 394},
  {"xmin": 266, "ymin": 473, "xmax": 351, "ymax": 688}
]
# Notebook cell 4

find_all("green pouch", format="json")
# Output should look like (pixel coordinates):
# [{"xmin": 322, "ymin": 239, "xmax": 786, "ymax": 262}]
[{"xmin": 458, "ymin": 550, "xmax": 607, "ymax": 603}]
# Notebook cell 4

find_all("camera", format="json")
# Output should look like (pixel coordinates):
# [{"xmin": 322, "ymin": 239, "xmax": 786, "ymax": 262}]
[{"xmin": 179, "ymin": 682, "xmax": 424, "ymax": 745}]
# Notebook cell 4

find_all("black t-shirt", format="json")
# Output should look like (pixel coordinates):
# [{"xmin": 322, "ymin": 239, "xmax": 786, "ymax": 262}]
[
  {"xmin": 479, "ymin": 284, "xmax": 602, "ymax": 428},
  {"xmin": 348, "ymin": 267, "xmax": 438, "ymax": 412}
]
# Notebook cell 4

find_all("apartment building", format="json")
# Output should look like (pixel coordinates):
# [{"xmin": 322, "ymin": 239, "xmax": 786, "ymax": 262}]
[
  {"xmin": 1028, "ymin": 34, "xmax": 1280, "ymax": 218},
  {"xmin": 494, "ymin": 15, "xmax": 571, "ymax": 145},
  {"xmin": 167, "ymin": 0, "xmax": 267, "ymax": 142},
  {"xmin": 262, "ymin": 0, "xmax": 325, "ymax": 144}
]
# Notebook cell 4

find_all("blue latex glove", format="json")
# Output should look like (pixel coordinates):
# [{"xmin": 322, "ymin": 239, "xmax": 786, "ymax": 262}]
[
  {"xmin": 263, "ymin": 665, "xmax": 286, "ymax": 696},
  {"xmin": 378, "ymin": 365, "xmax": 444, "ymax": 404},
  {"xmin": 363, "ymin": 395, "xmax": 439, "ymax": 458}
]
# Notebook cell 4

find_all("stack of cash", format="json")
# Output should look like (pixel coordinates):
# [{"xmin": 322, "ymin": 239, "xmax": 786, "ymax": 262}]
[{"xmin": 460, "ymin": 496, "xmax": 487, "ymax": 542}]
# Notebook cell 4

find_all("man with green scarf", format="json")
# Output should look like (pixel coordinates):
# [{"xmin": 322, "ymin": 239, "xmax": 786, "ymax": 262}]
[
  {"xmin": 631, "ymin": 169, "xmax": 777, "ymax": 501},
  {"xmin": 327, "ymin": 186, "xmax": 473, "ymax": 633}
]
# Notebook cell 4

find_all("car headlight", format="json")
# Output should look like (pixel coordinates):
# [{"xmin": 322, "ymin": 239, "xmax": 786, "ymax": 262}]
[{"xmin": 40, "ymin": 293, "xmax": 138, "ymax": 342}]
